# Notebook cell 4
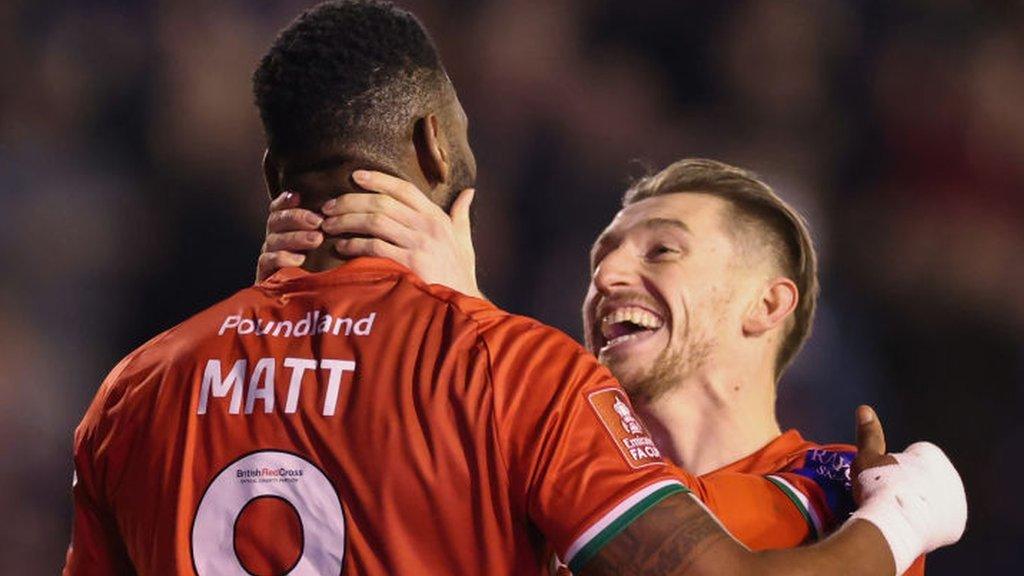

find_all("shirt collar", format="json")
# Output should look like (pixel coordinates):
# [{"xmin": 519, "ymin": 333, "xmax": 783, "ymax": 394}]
[
  {"xmin": 705, "ymin": 429, "xmax": 809, "ymax": 476},
  {"xmin": 260, "ymin": 257, "xmax": 414, "ymax": 291}
]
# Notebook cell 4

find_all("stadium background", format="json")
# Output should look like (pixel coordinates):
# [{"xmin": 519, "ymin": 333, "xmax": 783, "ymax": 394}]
[{"xmin": 1, "ymin": 0, "xmax": 1021, "ymax": 572}]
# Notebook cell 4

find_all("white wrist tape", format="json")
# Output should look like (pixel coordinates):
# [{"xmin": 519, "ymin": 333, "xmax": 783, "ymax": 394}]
[{"xmin": 850, "ymin": 442, "xmax": 967, "ymax": 575}]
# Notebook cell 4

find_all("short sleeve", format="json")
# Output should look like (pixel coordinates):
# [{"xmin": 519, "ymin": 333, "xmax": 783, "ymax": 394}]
[
  {"xmin": 766, "ymin": 447, "xmax": 857, "ymax": 539},
  {"xmin": 694, "ymin": 470, "xmax": 814, "ymax": 549},
  {"xmin": 484, "ymin": 320, "xmax": 688, "ymax": 571},
  {"xmin": 63, "ymin": 358, "xmax": 136, "ymax": 575},
  {"xmin": 64, "ymin": 436, "xmax": 134, "ymax": 575}
]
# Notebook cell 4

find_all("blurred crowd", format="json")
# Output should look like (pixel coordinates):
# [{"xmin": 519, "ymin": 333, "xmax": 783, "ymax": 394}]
[{"xmin": 1, "ymin": 0, "xmax": 1021, "ymax": 572}]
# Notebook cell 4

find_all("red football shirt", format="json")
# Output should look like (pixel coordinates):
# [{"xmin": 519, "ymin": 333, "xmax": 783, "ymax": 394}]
[
  {"xmin": 705, "ymin": 429, "xmax": 926, "ymax": 575},
  {"xmin": 65, "ymin": 258, "xmax": 866, "ymax": 575},
  {"xmin": 65, "ymin": 258, "xmax": 692, "ymax": 575}
]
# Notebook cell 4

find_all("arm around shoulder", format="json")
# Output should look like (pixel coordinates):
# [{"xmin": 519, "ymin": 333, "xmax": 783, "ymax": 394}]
[{"xmin": 579, "ymin": 491, "xmax": 895, "ymax": 576}]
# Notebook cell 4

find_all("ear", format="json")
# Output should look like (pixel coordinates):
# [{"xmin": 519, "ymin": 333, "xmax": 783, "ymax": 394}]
[
  {"xmin": 743, "ymin": 277, "xmax": 799, "ymax": 337},
  {"xmin": 412, "ymin": 113, "xmax": 450, "ymax": 187},
  {"xmin": 262, "ymin": 149, "xmax": 282, "ymax": 200}
]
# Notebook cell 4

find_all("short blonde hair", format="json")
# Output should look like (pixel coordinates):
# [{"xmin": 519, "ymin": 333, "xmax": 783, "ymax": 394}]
[{"xmin": 623, "ymin": 158, "xmax": 819, "ymax": 379}]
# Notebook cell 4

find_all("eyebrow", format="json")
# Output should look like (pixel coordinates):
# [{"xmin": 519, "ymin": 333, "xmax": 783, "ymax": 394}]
[
  {"xmin": 590, "ymin": 217, "xmax": 691, "ymax": 266},
  {"xmin": 642, "ymin": 217, "xmax": 691, "ymax": 234}
]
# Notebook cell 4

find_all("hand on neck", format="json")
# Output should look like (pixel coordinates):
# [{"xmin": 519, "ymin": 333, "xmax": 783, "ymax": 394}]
[
  {"xmin": 301, "ymin": 243, "xmax": 348, "ymax": 273},
  {"xmin": 267, "ymin": 146, "xmax": 447, "ymax": 275}
]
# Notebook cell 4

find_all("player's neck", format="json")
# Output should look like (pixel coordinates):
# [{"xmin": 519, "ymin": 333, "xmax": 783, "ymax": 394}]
[
  {"xmin": 637, "ymin": 366, "xmax": 781, "ymax": 475},
  {"xmin": 301, "ymin": 244, "xmax": 349, "ymax": 273}
]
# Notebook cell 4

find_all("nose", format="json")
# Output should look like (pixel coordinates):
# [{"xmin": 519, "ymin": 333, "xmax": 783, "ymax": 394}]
[{"xmin": 592, "ymin": 246, "xmax": 638, "ymax": 293}]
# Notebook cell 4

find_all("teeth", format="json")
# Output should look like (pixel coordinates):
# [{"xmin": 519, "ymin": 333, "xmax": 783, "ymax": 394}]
[
  {"xmin": 605, "ymin": 332, "xmax": 641, "ymax": 348},
  {"xmin": 601, "ymin": 307, "xmax": 664, "ymax": 329},
  {"xmin": 599, "ymin": 306, "xmax": 665, "ymax": 342}
]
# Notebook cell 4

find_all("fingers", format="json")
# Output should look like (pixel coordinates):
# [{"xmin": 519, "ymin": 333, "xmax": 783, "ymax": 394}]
[
  {"xmin": 256, "ymin": 251, "xmax": 305, "ymax": 283},
  {"xmin": 321, "ymin": 213, "xmax": 414, "ymax": 248},
  {"xmin": 351, "ymin": 170, "xmax": 440, "ymax": 214},
  {"xmin": 449, "ymin": 188, "xmax": 475, "ymax": 240},
  {"xmin": 268, "ymin": 190, "xmax": 300, "ymax": 213},
  {"xmin": 268, "ymin": 207, "xmax": 323, "ymax": 234},
  {"xmin": 322, "ymin": 193, "xmax": 419, "ymax": 228},
  {"xmin": 334, "ymin": 237, "xmax": 406, "ymax": 264},
  {"xmin": 264, "ymin": 230, "xmax": 324, "ymax": 252},
  {"xmin": 258, "ymin": 192, "xmax": 317, "ymax": 285},
  {"xmin": 856, "ymin": 405, "xmax": 886, "ymax": 457},
  {"xmin": 853, "ymin": 405, "xmax": 898, "ymax": 487}
]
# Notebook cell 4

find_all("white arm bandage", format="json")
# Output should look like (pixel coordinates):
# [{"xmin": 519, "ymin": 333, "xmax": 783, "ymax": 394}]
[{"xmin": 850, "ymin": 442, "xmax": 967, "ymax": 574}]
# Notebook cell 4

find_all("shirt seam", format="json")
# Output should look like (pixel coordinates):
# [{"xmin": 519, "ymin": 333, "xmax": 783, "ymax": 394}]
[
  {"xmin": 99, "ymin": 327, "xmax": 180, "ymax": 506},
  {"xmin": 475, "ymin": 330, "xmax": 515, "ymax": 505}
]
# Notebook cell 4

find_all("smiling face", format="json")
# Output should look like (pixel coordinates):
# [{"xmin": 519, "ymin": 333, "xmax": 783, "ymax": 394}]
[{"xmin": 583, "ymin": 193, "xmax": 760, "ymax": 402}]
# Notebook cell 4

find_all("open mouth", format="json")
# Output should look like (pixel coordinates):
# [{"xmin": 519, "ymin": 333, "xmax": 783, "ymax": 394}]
[{"xmin": 599, "ymin": 306, "xmax": 665, "ymax": 353}]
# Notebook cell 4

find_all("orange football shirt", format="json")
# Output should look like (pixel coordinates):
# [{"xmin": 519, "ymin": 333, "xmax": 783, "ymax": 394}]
[
  {"xmin": 66, "ymin": 258, "xmax": 695, "ymax": 575},
  {"xmin": 64, "ymin": 257, "xmax": 878, "ymax": 575},
  {"xmin": 704, "ymin": 429, "xmax": 926, "ymax": 575}
]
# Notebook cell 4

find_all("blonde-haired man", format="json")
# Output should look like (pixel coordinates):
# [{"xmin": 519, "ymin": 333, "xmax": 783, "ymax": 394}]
[{"xmin": 581, "ymin": 160, "xmax": 926, "ymax": 573}]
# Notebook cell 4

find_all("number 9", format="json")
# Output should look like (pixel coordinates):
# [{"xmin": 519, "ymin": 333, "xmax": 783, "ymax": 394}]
[{"xmin": 191, "ymin": 450, "xmax": 346, "ymax": 574}]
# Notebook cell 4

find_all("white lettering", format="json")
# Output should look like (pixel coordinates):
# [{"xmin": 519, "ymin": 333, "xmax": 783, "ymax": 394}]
[
  {"xmin": 333, "ymin": 317, "xmax": 352, "ymax": 336},
  {"xmin": 256, "ymin": 319, "xmax": 275, "ymax": 335},
  {"xmin": 218, "ymin": 310, "xmax": 377, "ymax": 339},
  {"xmin": 198, "ymin": 357, "xmax": 356, "ymax": 416},
  {"xmin": 354, "ymin": 313, "xmax": 376, "ymax": 336},
  {"xmin": 218, "ymin": 315, "xmax": 241, "ymax": 336},
  {"xmin": 198, "ymin": 359, "xmax": 246, "ymax": 414},
  {"xmin": 320, "ymin": 359, "xmax": 356, "ymax": 416},
  {"xmin": 244, "ymin": 358, "xmax": 276, "ymax": 414},
  {"xmin": 294, "ymin": 313, "xmax": 312, "ymax": 337},
  {"xmin": 272, "ymin": 320, "xmax": 293, "ymax": 337},
  {"xmin": 283, "ymin": 357, "xmax": 317, "ymax": 413},
  {"xmin": 316, "ymin": 314, "xmax": 332, "ymax": 334},
  {"xmin": 238, "ymin": 319, "xmax": 255, "ymax": 335}
]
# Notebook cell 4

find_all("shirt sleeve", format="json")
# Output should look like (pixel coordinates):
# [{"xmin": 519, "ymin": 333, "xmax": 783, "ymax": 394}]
[
  {"xmin": 765, "ymin": 447, "xmax": 858, "ymax": 540},
  {"xmin": 782, "ymin": 446, "xmax": 926, "ymax": 574},
  {"xmin": 693, "ymin": 469, "xmax": 926, "ymax": 573},
  {"xmin": 63, "ymin": 359, "xmax": 136, "ymax": 575},
  {"xmin": 63, "ymin": 444, "xmax": 134, "ymax": 574},
  {"xmin": 484, "ymin": 320, "xmax": 687, "ymax": 572},
  {"xmin": 689, "ymin": 470, "xmax": 814, "ymax": 549}
]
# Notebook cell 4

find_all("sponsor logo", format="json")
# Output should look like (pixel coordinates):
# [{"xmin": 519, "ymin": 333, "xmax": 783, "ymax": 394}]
[
  {"xmin": 218, "ymin": 310, "xmax": 376, "ymax": 338},
  {"xmin": 235, "ymin": 467, "xmax": 305, "ymax": 484},
  {"xmin": 588, "ymin": 388, "xmax": 664, "ymax": 468},
  {"xmin": 805, "ymin": 449, "xmax": 854, "ymax": 488}
]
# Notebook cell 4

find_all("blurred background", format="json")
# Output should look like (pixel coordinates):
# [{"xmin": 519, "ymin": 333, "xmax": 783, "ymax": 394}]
[{"xmin": 2, "ymin": 0, "xmax": 1022, "ymax": 572}]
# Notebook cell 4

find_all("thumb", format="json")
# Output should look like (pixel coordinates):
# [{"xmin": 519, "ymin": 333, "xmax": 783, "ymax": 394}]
[
  {"xmin": 450, "ymin": 188, "xmax": 475, "ymax": 239},
  {"xmin": 853, "ymin": 404, "xmax": 897, "ymax": 493},
  {"xmin": 856, "ymin": 405, "xmax": 886, "ymax": 457}
]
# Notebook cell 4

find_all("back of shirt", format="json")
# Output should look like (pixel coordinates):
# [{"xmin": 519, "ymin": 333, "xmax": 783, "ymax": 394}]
[{"xmin": 65, "ymin": 258, "xmax": 685, "ymax": 575}]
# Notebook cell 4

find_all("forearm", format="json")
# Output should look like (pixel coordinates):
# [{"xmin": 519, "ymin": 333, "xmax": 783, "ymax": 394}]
[
  {"xmin": 581, "ymin": 493, "xmax": 895, "ymax": 576},
  {"xmin": 747, "ymin": 520, "xmax": 895, "ymax": 576},
  {"xmin": 583, "ymin": 414, "xmax": 963, "ymax": 576},
  {"xmin": 580, "ymin": 492, "xmax": 743, "ymax": 576}
]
